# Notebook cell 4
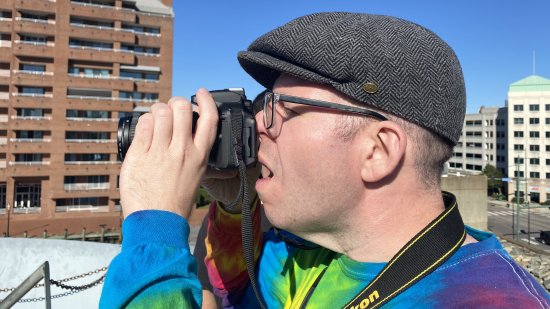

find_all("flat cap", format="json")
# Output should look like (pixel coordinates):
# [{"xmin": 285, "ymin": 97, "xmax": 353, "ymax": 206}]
[{"xmin": 238, "ymin": 12, "xmax": 466, "ymax": 145}]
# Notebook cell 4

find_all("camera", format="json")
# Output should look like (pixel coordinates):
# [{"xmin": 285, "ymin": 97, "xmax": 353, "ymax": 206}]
[{"xmin": 117, "ymin": 88, "xmax": 258, "ymax": 170}]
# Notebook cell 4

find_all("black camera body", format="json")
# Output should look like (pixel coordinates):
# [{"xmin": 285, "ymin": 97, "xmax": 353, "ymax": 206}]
[{"xmin": 117, "ymin": 88, "xmax": 258, "ymax": 170}]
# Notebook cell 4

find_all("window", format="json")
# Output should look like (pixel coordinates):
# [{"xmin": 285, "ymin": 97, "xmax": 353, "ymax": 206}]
[
  {"xmin": 546, "ymin": 118, "xmax": 550, "ymax": 125},
  {"xmin": 513, "ymin": 105, "xmax": 523, "ymax": 111},
  {"xmin": 454, "ymin": 152, "xmax": 463, "ymax": 158},
  {"xmin": 16, "ymin": 130, "xmax": 44, "ymax": 139},
  {"xmin": 21, "ymin": 64, "xmax": 45, "ymax": 72},
  {"xmin": 514, "ymin": 171, "xmax": 524, "ymax": 178},
  {"xmin": 0, "ymin": 183, "xmax": 5, "ymax": 209},
  {"xmin": 529, "ymin": 118, "xmax": 540, "ymax": 124},
  {"xmin": 18, "ymin": 109, "xmax": 44, "ymax": 117},
  {"xmin": 529, "ymin": 104, "xmax": 540, "ymax": 111},
  {"xmin": 530, "ymin": 145, "xmax": 540, "ymax": 151},
  {"xmin": 514, "ymin": 118, "xmax": 524, "ymax": 124},
  {"xmin": 546, "ymin": 104, "xmax": 550, "ymax": 111},
  {"xmin": 530, "ymin": 158, "xmax": 540, "ymax": 165},
  {"xmin": 514, "ymin": 158, "xmax": 524, "ymax": 164},
  {"xmin": 530, "ymin": 172, "xmax": 540, "ymax": 178},
  {"xmin": 465, "ymin": 131, "xmax": 482, "ymax": 137},
  {"xmin": 529, "ymin": 131, "xmax": 540, "ymax": 138},
  {"xmin": 15, "ymin": 153, "xmax": 42, "ymax": 162},
  {"xmin": 20, "ymin": 35, "xmax": 46, "ymax": 44},
  {"xmin": 14, "ymin": 183, "xmax": 41, "ymax": 208},
  {"xmin": 547, "ymin": 132, "xmax": 550, "ymax": 138},
  {"xmin": 547, "ymin": 173, "xmax": 550, "ymax": 179},
  {"xmin": 546, "ymin": 159, "xmax": 550, "ymax": 166},
  {"xmin": 66, "ymin": 110, "xmax": 110, "ymax": 119},
  {"xmin": 21, "ymin": 87, "xmax": 45, "ymax": 95},
  {"xmin": 513, "ymin": 131, "xmax": 524, "ymax": 138}
]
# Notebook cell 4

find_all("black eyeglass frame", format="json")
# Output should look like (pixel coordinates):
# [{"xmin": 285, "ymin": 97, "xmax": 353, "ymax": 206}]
[{"xmin": 262, "ymin": 91, "xmax": 388, "ymax": 129}]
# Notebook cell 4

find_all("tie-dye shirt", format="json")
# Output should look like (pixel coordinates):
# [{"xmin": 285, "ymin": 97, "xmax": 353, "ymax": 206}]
[{"xmin": 101, "ymin": 199, "xmax": 550, "ymax": 308}]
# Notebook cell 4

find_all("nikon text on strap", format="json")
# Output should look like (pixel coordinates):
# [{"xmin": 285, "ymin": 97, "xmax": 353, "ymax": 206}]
[{"xmin": 340, "ymin": 192, "xmax": 466, "ymax": 309}]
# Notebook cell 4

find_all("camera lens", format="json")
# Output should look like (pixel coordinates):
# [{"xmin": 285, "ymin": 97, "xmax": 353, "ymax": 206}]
[
  {"xmin": 117, "ymin": 112, "xmax": 200, "ymax": 162},
  {"xmin": 117, "ymin": 116, "xmax": 138, "ymax": 161}
]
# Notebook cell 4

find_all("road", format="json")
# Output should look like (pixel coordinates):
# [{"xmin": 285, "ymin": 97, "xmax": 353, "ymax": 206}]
[{"xmin": 487, "ymin": 201, "xmax": 550, "ymax": 253}]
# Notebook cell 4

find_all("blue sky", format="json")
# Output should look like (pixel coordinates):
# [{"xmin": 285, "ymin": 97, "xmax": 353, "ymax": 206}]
[{"xmin": 171, "ymin": 0, "xmax": 550, "ymax": 114}]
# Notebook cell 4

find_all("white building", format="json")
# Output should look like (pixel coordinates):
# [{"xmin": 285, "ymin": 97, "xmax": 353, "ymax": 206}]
[
  {"xmin": 449, "ymin": 106, "xmax": 505, "ymax": 175},
  {"xmin": 506, "ymin": 75, "xmax": 550, "ymax": 203}
]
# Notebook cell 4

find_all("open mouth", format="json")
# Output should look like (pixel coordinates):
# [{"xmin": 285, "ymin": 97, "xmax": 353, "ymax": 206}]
[{"xmin": 261, "ymin": 164, "xmax": 274, "ymax": 179}]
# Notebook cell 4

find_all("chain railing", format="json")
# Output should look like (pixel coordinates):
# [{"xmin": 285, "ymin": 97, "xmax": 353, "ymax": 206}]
[{"xmin": 0, "ymin": 264, "xmax": 107, "ymax": 306}]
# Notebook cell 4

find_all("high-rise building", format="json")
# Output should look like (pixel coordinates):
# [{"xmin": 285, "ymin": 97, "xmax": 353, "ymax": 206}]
[
  {"xmin": 507, "ymin": 75, "xmax": 550, "ymax": 204},
  {"xmin": 448, "ymin": 106, "xmax": 507, "ymax": 175},
  {"xmin": 0, "ymin": 0, "xmax": 173, "ymax": 236}
]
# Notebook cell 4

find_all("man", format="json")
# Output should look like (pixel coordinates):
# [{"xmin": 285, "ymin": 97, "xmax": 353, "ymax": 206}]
[{"xmin": 101, "ymin": 12, "xmax": 550, "ymax": 308}]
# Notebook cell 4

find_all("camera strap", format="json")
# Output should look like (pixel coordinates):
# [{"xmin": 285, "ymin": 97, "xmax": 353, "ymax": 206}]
[
  {"xmin": 224, "ymin": 110, "xmax": 267, "ymax": 309},
  {"xmin": 337, "ymin": 192, "xmax": 466, "ymax": 309}
]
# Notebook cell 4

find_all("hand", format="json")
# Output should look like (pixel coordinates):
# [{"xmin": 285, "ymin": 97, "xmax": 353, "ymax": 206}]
[
  {"xmin": 119, "ymin": 89, "xmax": 219, "ymax": 219},
  {"xmin": 201, "ymin": 165, "xmax": 260, "ymax": 211}
]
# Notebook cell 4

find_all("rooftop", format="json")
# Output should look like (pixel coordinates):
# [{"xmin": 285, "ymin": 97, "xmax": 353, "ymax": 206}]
[
  {"xmin": 509, "ymin": 75, "xmax": 550, "ymax": 93},
  {"xmin": 132, "ymin": 0, "xmax": 173, "ymax": 16}
]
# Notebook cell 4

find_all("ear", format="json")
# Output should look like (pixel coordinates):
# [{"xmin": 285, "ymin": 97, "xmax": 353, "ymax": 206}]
[{"xmin": 359, "ymin": 121, "xmax": 407, "ymax": 183}]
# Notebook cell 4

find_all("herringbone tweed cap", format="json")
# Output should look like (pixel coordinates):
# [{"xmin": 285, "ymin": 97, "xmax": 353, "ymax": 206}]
[{"xmin": 238, "ymin": 12, "xmax": 466, "ymax": 145}]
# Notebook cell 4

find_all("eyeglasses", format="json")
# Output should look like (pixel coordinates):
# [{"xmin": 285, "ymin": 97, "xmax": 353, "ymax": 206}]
[{"xmin": 261, "ymin": 91, "xmax": 387, "ymax": 129}]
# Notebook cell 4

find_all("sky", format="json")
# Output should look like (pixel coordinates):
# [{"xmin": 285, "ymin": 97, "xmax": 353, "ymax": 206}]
[{"xmin": 171, "ymin": 0, "xmax": 550, "ymax": 114}]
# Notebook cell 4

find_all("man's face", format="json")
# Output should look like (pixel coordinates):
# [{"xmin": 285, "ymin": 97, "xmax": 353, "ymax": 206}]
[{"xmin": 255, "ymin": 75, "xmax": 365, "ymax": 235}]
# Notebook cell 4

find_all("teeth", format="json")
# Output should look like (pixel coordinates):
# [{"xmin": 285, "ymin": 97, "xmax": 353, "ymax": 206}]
[{"xmin": 261, "ymin": 165, "xmax": 273, "ymax": 178}]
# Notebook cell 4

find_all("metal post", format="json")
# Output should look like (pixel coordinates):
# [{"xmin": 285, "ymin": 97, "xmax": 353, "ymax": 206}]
[
  {"xmin": 5, "ymin": 203, "xmax": 10, "ymax": 237},
  {"xmin": 515, "ymin": 159, "xmax": 521, "ymax": 240},
  {"xmin": 528, "ymin": 203, "xmax": 531, "ymax": 245},
  {"xmin": 0, "ymin": 261, "xmax": 51, "ymax": 309}
]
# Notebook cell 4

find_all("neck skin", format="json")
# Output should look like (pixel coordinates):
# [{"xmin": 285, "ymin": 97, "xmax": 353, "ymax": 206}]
[{"xmin": 298, "ymin": 162, "xmax": 476, "ymax": 263}]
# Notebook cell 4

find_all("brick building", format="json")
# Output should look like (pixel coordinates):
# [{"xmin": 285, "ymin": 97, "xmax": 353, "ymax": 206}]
[{"xmin": 0, "ymin": 0, "xmax": 173, "ymax": 236}]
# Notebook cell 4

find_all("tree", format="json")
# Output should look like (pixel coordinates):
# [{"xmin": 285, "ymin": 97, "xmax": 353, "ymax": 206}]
[{"xmin": 483, "ymin": 164, "xmax": 503, "ymax": 196}]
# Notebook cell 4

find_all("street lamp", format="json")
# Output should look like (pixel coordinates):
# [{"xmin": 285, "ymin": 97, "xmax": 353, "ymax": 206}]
[{"xmin": 5, "ymin": 203, "xmax": 10, "ymax": 237}]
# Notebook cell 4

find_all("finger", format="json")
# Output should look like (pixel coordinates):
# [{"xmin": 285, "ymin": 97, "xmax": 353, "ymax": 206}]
[
  {"xmin": 128, "ymin": 113, "xmax": 154, "ymax": 154},
  {"xmin": 194, "ymin": 88, "xmax": 219, "ymax": 153},
  {"xmin": 149, "ymin": 103, "xmax": 173, "ymax": 151},
  {"xmin": 168, "ymin": 96, "xmax": 193, "ymax": 152}
]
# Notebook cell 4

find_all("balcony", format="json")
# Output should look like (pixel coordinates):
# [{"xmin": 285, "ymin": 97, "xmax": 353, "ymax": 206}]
[
  {"xmin": 64, "ymin": 182, "xmax": 110, "ymax": 191},
  {"xmin": 0, "ymin": 17, "xmax": 12, "ymax": 33},
  {"xmin": 66, "ymin": 95, "xmax": 131, "ymax": 111},
  {"xmin": 14, "ymin": 17, "xmax": 56, "ymax": 36},
  {"xmin": 15, "ymin": 0, "xmax": 56, "ymax": 13},
  {"xmin": 10, "ymin": 115, "xmax": 52, "ymax": 129},
  {"xmin": 68, "ymin": 73, "xmax": 133, "ymax": 91},
  {"xmin": 66, "ymin": 117, "xmax": 118, "ymax": 131},
  {"xmin": 135, "ymin": 34, "xmax": 161, "ymax": 47},
  {"xmin": 70, "ymin": 23, "xmax": 134, "ymax": 44},
  {"xmin": 0, "ymin": 41, "xmax": 11, "ymax": 62},
  {"xmin": 12, "ymin": 70, "xmax": 54, "ymax": 87},
  {"xmin": 10, "ymin": 138, "xmax": 52, "ymax": 153},
  {"xmin": 0, "ymin": 137, "xmax": 7, "ymax": 150},
  {"xmin": 64, "ymin": 139, "xmax": 117, "ymax": 153},
  {"xmin": 13, "ymin": 206, "xmax": 41, "ymax": 214},
  {"xmin": 13, "ymin": 41, "xmax": 55, "ymax": 58},
  {"xmin": 56, "ymin": 205, "xmax": 109, "ymax": 213},
  {"xmin": 11, "ymin": 93, "xmax": 53, "ymax": 108},
  {"xmin": 0, "ymin": 114, "xmax": 7, "ymax": 129},
  {"xmin": 69, "ymin": 46, "xmax": 134, "ymax": 64},
  {"xmin": 0, "ymin": 69, "xmax": 10, "ymax": 84},
  {"xmin": 70, "ymin": 1, "xmax": 135, "ymax": 23},
  {"xmin": 8, "ymin": 161, "xmax": 51, "ymax": 176},
  {"xmin": 136, "ymin": 11, "xmax": 173, "ymax": 26}
]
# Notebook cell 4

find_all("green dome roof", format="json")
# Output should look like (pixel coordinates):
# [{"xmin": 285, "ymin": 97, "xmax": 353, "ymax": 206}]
[{"xmin": 509, "ymin": 75, "xmax": 550, "ymax": 92}]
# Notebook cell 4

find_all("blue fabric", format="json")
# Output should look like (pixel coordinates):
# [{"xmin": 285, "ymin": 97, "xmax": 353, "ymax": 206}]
[
  {"xmin": 100, "ymin": 210, "xmax": 550, "ymax": 308},
  {"xmin": 99, "ymin": 210, "xmax": 202, "ymax": 309}
]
